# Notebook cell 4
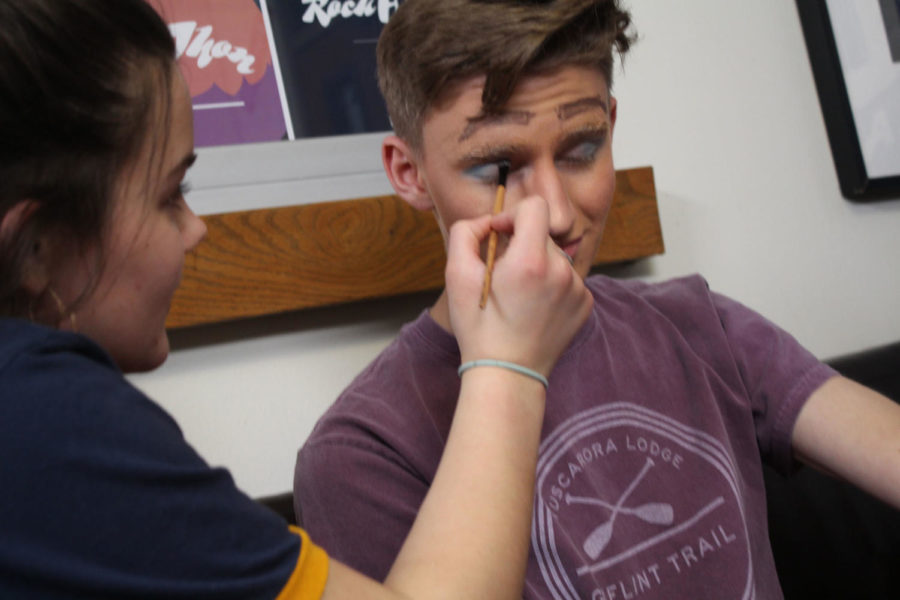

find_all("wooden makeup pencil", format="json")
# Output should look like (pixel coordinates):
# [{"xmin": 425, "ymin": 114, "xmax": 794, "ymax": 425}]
[{"xmin": 479, "ymin": 160, "xmax": 510, "ymax": 309}]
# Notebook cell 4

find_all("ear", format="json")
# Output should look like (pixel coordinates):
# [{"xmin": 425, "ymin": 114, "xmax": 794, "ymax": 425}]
[
  {"xmin": 382, "ymin": 135, "xmax": 433, "ymax": 211},
  {"xmin": 0, "ymin": 200, "xmax": 52, "ymax": 295}
]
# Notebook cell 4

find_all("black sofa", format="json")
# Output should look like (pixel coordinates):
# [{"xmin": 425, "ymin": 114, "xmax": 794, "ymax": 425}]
[
  {"xmin": 763, "ymin": 341, "xmax": 900, "ymax": 599},
  {"xmin": 260, "ymin": 342, "xmax": 900, "ymax": 598}
]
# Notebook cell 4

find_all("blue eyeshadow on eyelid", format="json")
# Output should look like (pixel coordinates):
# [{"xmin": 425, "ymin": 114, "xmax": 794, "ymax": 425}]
[
  {"xmin": 464, "ymin": 163, "xmax": 501, "ymax": 182},
  {"xmin": 570, "ymin": 141, "xmax": 600, "ymax": 160}
]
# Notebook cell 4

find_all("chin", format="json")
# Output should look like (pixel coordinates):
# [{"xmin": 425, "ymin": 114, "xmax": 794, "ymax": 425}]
[
  {"xmin": 574, "ymin": 259, "xmax": 592, "ymax": 280},
  {"xmin": 119, "ymin": 335, "xmax": 170, "ymax": 374}
]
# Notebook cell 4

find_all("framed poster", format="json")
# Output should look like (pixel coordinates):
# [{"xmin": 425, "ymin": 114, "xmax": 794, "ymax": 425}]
[
  {"xmin": 263, "ymin": 0, "xmax": 393, "ymax": 139},
  {"xmin": 153, "ymin": 0, "xmax": 393, "ymax": 147},
  {"xmin": 149, "ymin": 0, "xmax": 397, "ymax": 216},
  {"xmin": 156, "ymin": 0, "xmax": 289, "ymax": 147},
  {"xmin": 796, "ymin": 0, "xmax": 900, "ymax": 201}
]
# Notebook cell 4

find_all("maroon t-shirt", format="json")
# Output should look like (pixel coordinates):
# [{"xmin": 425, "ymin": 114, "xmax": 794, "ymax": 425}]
[{"xmin": 295, "ymin": 274, "xmax": 836, "ymax": 599}]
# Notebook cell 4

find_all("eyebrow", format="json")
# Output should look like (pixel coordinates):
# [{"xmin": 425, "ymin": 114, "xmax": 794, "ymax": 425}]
[
  {"xmin": 556, "ymin": 96, "xmax": 608, "ymax": 121},
  {"xmin": 458, "ymin": 94, "xmax": 609, "ymax": 143},
  {"xmin": 459, "ymin": 111, "xmax": 533, "ymax": 142}
]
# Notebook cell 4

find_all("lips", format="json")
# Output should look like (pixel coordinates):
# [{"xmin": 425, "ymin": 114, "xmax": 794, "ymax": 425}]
[{"xmin": 557, "ymin": 237, "xmax": 581, "ymax": 261}]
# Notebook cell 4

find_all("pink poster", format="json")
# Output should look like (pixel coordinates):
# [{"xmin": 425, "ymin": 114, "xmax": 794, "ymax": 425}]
[{"xmin": 153, "ymin": 0, "xmax": 288, "ymax": 147}]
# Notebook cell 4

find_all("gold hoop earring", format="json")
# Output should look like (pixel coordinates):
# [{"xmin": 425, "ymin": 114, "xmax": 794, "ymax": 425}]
[{"xmin": 48, "ymin": 288, "xmax": 77, "ymax": 332}]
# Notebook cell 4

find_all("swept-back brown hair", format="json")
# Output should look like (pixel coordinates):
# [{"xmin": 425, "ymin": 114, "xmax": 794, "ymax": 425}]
[{"xmin": 377, "ymin": 0, "xmax": 635, "ymax": 151}]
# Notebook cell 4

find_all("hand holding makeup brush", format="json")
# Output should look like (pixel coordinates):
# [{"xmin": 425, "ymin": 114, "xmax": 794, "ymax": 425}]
[
  {"xmin": 480, "ymin": 160, "xmax": 510, "ymax": 309},
  {"xmin": 445, "ymin": 195, "xmax": 592, "ymax": 379}
]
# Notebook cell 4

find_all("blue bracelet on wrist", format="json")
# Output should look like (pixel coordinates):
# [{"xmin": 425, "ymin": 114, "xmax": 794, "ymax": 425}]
[{"xmin": 457, "ymin": 359, "xmax": 549, "ymax": 389}]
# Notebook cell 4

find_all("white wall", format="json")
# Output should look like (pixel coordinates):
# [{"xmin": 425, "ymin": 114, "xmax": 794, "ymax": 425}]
[{"xmin": 129, "ymin": 0, "xmax": 900, "ymax": 499}]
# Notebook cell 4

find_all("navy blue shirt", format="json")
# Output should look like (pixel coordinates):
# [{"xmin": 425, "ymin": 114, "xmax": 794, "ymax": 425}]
[{"xmin": 0, "ymin": 319, "xmax": 302, "ymax": 598}]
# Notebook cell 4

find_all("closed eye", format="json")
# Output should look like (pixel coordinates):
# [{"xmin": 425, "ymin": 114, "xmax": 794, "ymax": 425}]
[
  {"xmin": 558, "ymin": 140, "xmax": 601, "ymax": 166},
  {"xmin": 464, "ymin": 162, "xmax": 504, "ymax": 185},
  {"xmin": 556, "ymin": 126, "xmax": 608, "ymax": 168}
]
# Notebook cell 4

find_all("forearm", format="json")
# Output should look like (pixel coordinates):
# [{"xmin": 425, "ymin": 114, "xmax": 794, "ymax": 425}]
[
  {"xmin": 384, "ymin": 367, "xmax": 545, "ymax": 600},
  {"xmin": 793, "ymin": 375, "xmax": 900, "ymax": 509}
]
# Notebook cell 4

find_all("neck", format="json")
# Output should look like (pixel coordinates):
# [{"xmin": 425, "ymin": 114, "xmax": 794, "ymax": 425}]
[{"xmin": 429, "ymin": 289, "xmax": 453, "ymax": 334}]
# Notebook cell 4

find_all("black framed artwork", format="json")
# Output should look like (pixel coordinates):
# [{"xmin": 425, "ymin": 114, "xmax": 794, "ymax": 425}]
[
  {"xmin": 796, "ymin": 0, "xmax": 900, "ymax": 201},
  {"xmin": 154, "ymin": 0, "xmax": 393, "ymax": 147}
]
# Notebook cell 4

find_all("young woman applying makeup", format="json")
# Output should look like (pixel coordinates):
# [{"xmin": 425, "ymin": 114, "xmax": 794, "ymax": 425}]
[{"xmin": 0, "ymin": 1, "xmax": 590, "ymax": 597}]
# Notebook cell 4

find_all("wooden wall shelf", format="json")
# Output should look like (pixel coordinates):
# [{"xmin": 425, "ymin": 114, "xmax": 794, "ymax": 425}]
[{"xmin": 167, "ymin": 166, "xmax": 663, "ymax": 328}]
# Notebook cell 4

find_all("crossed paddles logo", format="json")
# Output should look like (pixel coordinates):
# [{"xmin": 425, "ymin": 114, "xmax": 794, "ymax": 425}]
[
  {"xmin": 531, "ymin": 403, "xmax": 754, "ymax": 600},
  {"xmin": 565, "ymin": 457, "xmax": 674, "ymax": 560}
]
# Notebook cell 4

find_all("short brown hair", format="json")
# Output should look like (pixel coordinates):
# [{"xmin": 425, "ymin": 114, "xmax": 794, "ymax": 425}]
[{"xmin": 377, "ymin": 0, "xmax": 635, "ymax": 151}]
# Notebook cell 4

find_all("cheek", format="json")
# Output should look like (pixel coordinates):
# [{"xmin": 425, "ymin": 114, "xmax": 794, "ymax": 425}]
[
  {"xmin": 132, "ymin": 233, "xmax": 185, "ymax": 303},
  {"xmin": 161, "ymin": 247, "xmax": 187, "ymax": 295},
  {"xmin": 433, "ymin": 180, "xmax": 494, "ymax": 229},
  {"xmin": 573, "ymin": 170, "xmax": 615, "ymax": 223}
]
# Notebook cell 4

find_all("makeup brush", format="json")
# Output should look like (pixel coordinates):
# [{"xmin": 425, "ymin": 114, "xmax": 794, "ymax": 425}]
[{"xmin": 479, "ymin": 160, "xmax": 510, "ymax": 309}]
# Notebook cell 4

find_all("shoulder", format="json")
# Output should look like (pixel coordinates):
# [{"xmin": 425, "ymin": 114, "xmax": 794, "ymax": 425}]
[
  {"xmin": 313, "ymin": 309, "xmax": 457, "ymax": 429},
  {"xmin": 584, "ymin": 273, "xmax": 723, "ymax": 322},
  {"xmin": 0, "ymin": 320, "xmax": 305, "ymax": 597},
  {"xmin": 0, "ymin": 321, "xmax": 206, "ymax": 511},
  {"xmin": 299, "ymin": 311, "xmax": 457, "ymax": 474},
  {"xmin": 586, "ymin": 272, "xmax": 787, "ymax": 326},
  {"xmin": 0, "ymin": 318, "xmax": 113, "ymax": 374},
  {"xmin": 0, "ymin": 319, "xmax": 181, "ymax": 443},
  {"xmin": 582, "ymin": 274, "xmax": 825, "ymax": 380},
  {"xmin": 2, "ymin": 318, "xmax": 127, "ymax": 414},
  {"xmin": 586, "ymin": 272, "xmax": 711, "ymax": 301}
]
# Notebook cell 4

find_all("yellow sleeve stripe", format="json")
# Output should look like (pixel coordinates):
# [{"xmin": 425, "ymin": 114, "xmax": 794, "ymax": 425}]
[{"xmin": 275, "ymin": 525, "xmax": 330, "ymax": 600}]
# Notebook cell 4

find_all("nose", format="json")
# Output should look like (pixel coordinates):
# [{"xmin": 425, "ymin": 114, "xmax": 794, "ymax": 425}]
[
  {"xmin": 522, "ymin": 158, "xmax": 575, "ymax": 238},
  {"xmin": 183, "ymin": 206, "xmax": 207, "ymax": 252}
]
